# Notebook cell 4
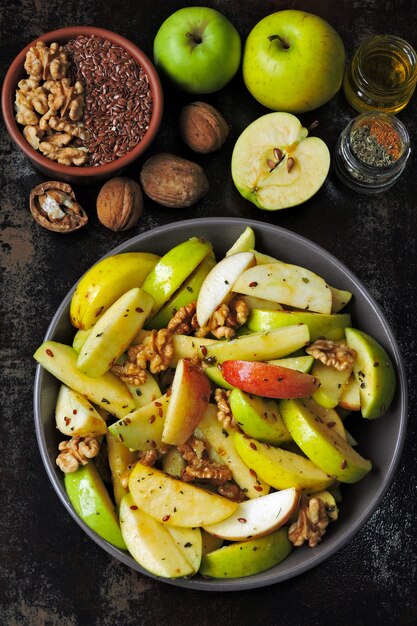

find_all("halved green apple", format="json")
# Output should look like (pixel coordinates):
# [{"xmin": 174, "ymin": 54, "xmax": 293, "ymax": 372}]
[
  {"xmin": 345, "ymin": 328, "xmax": 396, "ymax": 419},
  {"xmin": 280, "ymin": 399, "xmax": 372, "ymax": 483},
  {"xmin": 231, "ymin": 112, "xmax": 330, "ymax": 211}
]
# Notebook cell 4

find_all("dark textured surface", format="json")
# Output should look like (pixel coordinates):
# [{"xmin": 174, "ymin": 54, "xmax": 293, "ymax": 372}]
[{"xmin": 1, "ymin": 1, "xmax": 416, "ymax": 624}]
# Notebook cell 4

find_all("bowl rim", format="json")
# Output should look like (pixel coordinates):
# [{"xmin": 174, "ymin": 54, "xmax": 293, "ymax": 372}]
[
  {"xmin": 33, "ymin": 217, "xmax": 408, "ymax": 591},
  {"xmin": 1, "ymin": 26, "xmax": 163, "ymax": 178}
]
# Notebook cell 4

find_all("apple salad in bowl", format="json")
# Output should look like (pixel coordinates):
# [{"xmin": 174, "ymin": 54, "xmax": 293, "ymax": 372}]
[{"xmin": 34, "ymin": 225, "xmax": 396, "ymax": 582}]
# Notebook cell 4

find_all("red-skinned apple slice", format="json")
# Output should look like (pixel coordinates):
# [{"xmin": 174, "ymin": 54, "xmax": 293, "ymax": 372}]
[
  {"xmin": 202, "ymin": 488, "xmax": 300, "ymax": 541},
  {"xmin": 162, "ymin": 358, "xmax": 211, "ymax": 445},
  {"xmin": 221, "ymin": 360, "xmax": 319, "ymax": 398}
]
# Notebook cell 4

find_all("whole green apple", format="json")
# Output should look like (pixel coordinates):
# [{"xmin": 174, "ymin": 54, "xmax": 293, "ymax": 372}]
[
  {"xmin": 153, "ymin": 6, "xmax": 241, "ymax": 94},
  {"xmin": 243, "ymin": 10, "xmax": 345, "ymax": 112}
]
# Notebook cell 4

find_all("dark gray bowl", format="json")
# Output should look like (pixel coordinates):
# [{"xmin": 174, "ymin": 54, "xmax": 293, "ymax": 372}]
[{"xmin": 34, "ymin": 217, "xmax": 408, "ymax": 590}]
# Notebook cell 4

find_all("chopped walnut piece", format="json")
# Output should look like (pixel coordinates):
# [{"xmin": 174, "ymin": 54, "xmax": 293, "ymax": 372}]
[
  {"xmin": 218, "ymin": 481, "xmax": 247, "ymax": 502},
  {"xmin": 129, "ymin": 329, "xmax": 174, "ymax": 374},
  {"xmin": 38, "ymin": 142, "xmax": 89, "ymax": 165},
  {"xmin": 48, "ymin": 115, "xmax": 89, "ymax": 140},
  {"xmin": 56, "ymin": 435, "xmax": 100, "ymax": 473},
  {"xmin": 288, "ymin": 495, "xmax": 330, "ymax": 548},
  {"xmin": 214, "ymin": 388, "xmax": 235, "ymax": 429},
  {"xmin": 181, "ymin": 458, "xmax": 233, "ymax": 484},
  {"xmin": 167, "ymin": 301, "xmax": 196, "ymax": 335},
  {"xmin": 24, "ymin": 41, "xmax": 70, "ymax": 81},
  {"xmin": 111, "ymin": 361, "xmax": 147, "ymax": 386},
  {"xmin": 193, "ymin": 298, "xmax": 249, "ymax": 339},
  {"xmin": 178, "ymin": 436, "xmax": 232, "ymax": 485},
  {"xmin": 306, "ymin": 339, "xmax": 356, "ymax": 371}
]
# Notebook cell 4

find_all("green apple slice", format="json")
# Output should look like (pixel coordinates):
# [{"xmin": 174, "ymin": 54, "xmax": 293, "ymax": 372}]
[
  {"xmin": 233, "ymin": 431, "xmax": 334, "ymax": 491},
  {"xmin": 203, "ymin": 363, "xmax": 235, "ymax": 390},
  {"xmin": 248, "ymin": 309, "xmax": 351, "ymax": 341},
  {"xmin": 106, "ymin": 433, "xmax": 137, "ymax": 508},
  {"xmin": 329, "ymin": 285, "xmax": 353, "ymax": 313},
  {"xmin": 165, "ymin": 526, "xmax": 202, "ymax": 574},
  {"xmin": 199, "ymin": 527, "xmax": 292, "ymax": 578},
  {"xmin": 203, "ymin": 488, "xmax": 300, "ymax": 540},
  {"xmin": 269, "ymin": 355, "xmax": 314, "ymax": 373},
  {"xmin": 199, "ymin": 325, "xmax": 310, "ymax": 364},
  {"xmin": 195, "ymin": 404, "xmax": 270, "ymax": 498},
  {"xmin": 225, "ymin": 226, "xmax": 256, "ymax": 256},
  {"xmin": 345, "ymin": 328, "xmax": 396, "ymax": 419},
  {"xmin": 252, "ymin": 249, "xmax": 351, "ymax": 313},
  {"xmin": 128, "ymin": 462, "xmax": 238, "ymax": 527},
  {"xmin": 76, "ymin": 288, "xmax": 153, "ymax": 378},
  {"xmin": 34, "ymin": 341, "xmax": 135, "ymax": 419},
  {"xmin": 239, "ymin": 294, "xmax": 284, "ymax": 311},
  {"xmin": 229, "ymin": 388, "xmax": 291, "ymax": 445},
  {"xmin": 161, "ymin": 447, "xmax": 187, "ymax": 478},
  {"xmin": 300, "ymin": 397, "xmax": 347, "ymax": 440},
  {"xmin": 72, "ymin": 328, "xmax": 91, "ymax": 354},
  {"xmin": 311, "ymin": 358, "xmax": 353, "ymax": 409},
  {"xmin": 64, "ymin": 462, "xmax": 126, "ymax": 549},
  {"xmin": 196, "ymin": 251, "xmax": 255, "ymax": 327},
  {"xmin": 233, "ymin": 262, "xmax": 332, "ymax": 314},
  {"xmin": 146, "ymin": 254, "xmax": 216, "ymax": 329},
  {"xmin": 135, "ymin": 330, "xmax": 217, "ymax": 368},
  {"xmin": 142, "ymin": 237, "xmax": 213, "ymax": 316},
  {"xmin": 108, "ymin": 394, "xmax": 169, "ymax": 450},
  {"xmin": 280, "ymin": 399, "xmax": 372, "ymax": 483},
  {"xmin": 231, "ymin": 112, "xmax": 329, "ymax": 211},
  {"xmin": 55, "ymin": 384, "xmax": 108, "ymax": 437},
  {"xmin": 339, "ymin": 373, "xmax": 361, "ymax": 412},
  {"xmin": 127, "ymin": 371, "xmax": 161, "ymax": 409},
  {"xmin": 119, "ymin": 494, "xmax": 194, "ymax": 578}
]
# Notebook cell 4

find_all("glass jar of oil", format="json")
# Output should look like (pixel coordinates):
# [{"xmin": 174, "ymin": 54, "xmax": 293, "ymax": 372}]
[{"xmin": 343, "ymin": 35, "xmax": 417, "ymax": 114}]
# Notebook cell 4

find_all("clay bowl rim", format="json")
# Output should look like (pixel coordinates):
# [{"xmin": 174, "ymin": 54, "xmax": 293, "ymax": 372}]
[{"xmin": 1, "ymin": 26, "xmax": 164, "ymax": 179}]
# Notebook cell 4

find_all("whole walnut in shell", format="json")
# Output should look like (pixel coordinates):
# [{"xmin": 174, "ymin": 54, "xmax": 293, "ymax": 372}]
[
  {"xmin": 96, "ymin": 177, "xmax": 143, "ymax": 231},
  {"xmin": 179, "ymin": 102, "xmax": 229, "ymax": 153},
  {"xmin": 140, "ymin": 153, "xmax": 209, "ymax": 208}
]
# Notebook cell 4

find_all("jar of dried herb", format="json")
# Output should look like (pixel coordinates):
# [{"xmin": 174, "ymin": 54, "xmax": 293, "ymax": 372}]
[{"xmin": 334, "ymin": 112, "xmax": 410, "ymax": 193}]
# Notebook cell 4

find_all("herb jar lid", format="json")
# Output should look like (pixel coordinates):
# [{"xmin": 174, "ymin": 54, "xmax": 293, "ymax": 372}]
[
  {"xmin": 343, "ymin": 35, "xmax": 417, "ymax": 114},
  {"xmin": 334, "ymin": 111, "xmax": 410, "ymax": 193}
]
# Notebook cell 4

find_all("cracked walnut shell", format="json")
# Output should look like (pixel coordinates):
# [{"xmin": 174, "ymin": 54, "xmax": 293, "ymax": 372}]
[
  {"xmin": 96, "ymin": 177, "xmax": 143, "ymax": 231},
  {"xmin": 30, "ymin": 181, "xmax": 88, "ymax": 233},
  {"xmin": 179, "ymin": 102, "xmax": 229, "ymax": 154}
]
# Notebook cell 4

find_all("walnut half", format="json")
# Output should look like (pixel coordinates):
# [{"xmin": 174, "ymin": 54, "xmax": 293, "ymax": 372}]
[{"xmin": 29, "ymin": 181, "xmax": 88, "ymax": 233}]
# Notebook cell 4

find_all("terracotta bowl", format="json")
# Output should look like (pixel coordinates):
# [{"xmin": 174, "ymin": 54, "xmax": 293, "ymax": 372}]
[
  {"xmin": 33, "ymin": 217, "xmax": 407, "ymax": 590},
  {"xmin": 1, "ymin": 26, "xmax": 163, "ymax": 185}
]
